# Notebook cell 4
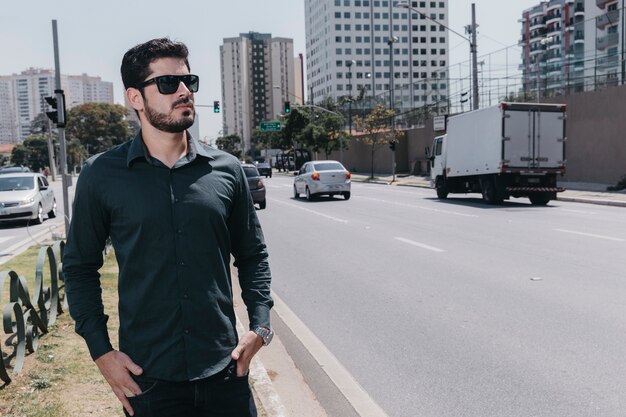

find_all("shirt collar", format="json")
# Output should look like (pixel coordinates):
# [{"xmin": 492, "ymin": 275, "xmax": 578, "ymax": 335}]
[{"xmin": 127, "ymin": 129, "xmax": 214, "ymax": 167}]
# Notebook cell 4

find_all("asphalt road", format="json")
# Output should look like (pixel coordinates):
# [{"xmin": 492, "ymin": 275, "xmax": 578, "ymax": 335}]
[
  {"xmin": 257, "ymin": 175, "xmax": 626, "ymax": 417},
  {"xmin": 0, "ymin": 178, "xmax": 70, "ymax": 262}
]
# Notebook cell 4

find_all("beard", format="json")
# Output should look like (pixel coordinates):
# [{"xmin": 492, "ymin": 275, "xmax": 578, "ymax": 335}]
[{"xmin": 144, "ymin": 97, "xmax": 195, "ymax": 133}]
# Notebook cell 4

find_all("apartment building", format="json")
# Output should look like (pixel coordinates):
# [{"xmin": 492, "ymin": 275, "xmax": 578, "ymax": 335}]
[
  {"xmin": 220, "ymin": 32, "xmax": 299, "ymax": 152},
  {"xmin": 305, "ymin": 0, "xmax": 450, "ymax": 115},
  {"xmin": 519, "ymin": 0, "xmax": 623, "ymax": 99},
  {"xmin": 0, "ymin": 68, "xmax": 114, "ymax": 143}
]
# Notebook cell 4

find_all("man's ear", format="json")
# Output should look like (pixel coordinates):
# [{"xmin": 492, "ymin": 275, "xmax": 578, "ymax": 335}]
[{"xmin": 126, "ymin": 88, "xmax": 144, "ymax": 112}]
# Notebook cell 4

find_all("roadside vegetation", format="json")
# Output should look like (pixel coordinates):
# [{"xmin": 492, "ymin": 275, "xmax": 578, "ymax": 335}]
[
  {"xmin": 1, "ymin": 246, "xmax": 267, "ymax": 417},
  {"xmin": 1, "ymin": 247, "xmax": 124, "ymax": 417}
]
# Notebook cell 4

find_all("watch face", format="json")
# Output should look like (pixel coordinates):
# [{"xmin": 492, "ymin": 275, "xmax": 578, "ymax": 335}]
[{"xmin": 255, "ymin": 327, "xmax": 273, "ymax": 346}]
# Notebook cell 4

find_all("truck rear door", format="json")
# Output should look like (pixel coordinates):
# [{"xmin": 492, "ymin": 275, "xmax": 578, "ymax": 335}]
[{"xmin": 502, "ymin": 104, "xmax": 565, "ymax": 170}]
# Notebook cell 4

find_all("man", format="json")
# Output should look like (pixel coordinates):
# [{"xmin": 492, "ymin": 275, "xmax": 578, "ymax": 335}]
[{"xmin": 63, "ymin": 38, "xmax": 273, "ymax": 417}]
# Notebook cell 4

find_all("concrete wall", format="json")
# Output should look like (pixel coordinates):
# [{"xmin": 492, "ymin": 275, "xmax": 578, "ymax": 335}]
[
  {"xmin": 544, "ymin": 86, "xmax": 626, "ymax": 185},
  {"xmin": 326, "ymin": 86, "xmax": 626, "ymax": 185}
]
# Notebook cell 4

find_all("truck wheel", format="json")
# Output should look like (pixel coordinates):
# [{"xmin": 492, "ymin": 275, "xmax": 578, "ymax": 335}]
[
  {"xmin": 481, "ymin": 179, "xmax": 499, "ymax": 204},
  {"xmin": 435, "ymin": 177, "xmax": 448, "ymax": 199},
  {"xmin": 529, "ymin": 194, "xmax": 550, "ymax": 206}
]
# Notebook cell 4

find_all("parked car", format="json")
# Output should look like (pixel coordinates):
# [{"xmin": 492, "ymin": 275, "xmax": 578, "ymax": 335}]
[
  {"xmin": 0, "ymin": 165, "xmax": 31, "ymax": 175},
  {"xmin": 256, "ymin": 162, "xmax": 272, "ymax": 178},
  {"xmin": 241, "ymin": 164, "xmax": 266, "ymax": 209},
  {"xmin": 0, "ymin": 173, "xmax": 57, "ymax": 224},
  {"xmin": 293, "ymin": 160, "xmax": 351, "ymax": 201}
]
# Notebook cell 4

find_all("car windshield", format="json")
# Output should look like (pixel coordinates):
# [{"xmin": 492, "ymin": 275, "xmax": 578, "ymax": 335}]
[
  {"xmin": 242, "ymin": 166, "xmax": 260, "ymax": 177},
  {"xmin": 314, "ymin": 162, "xmax": 344, "ymax": 171},
  {"xmin": 0, "ymin": 176, "xmax": 35, "ymax": 191}
]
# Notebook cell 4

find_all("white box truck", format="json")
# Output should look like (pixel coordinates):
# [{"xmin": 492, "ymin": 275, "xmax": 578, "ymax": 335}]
[{"xmin": 429, "ymin": 102, "xmax": 566, "ymax": 205}]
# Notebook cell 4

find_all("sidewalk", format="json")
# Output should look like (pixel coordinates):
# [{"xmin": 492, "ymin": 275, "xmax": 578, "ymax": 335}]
[{"xmin": 348, "ymin": 173, "xmax": 626, "ymax": 208}]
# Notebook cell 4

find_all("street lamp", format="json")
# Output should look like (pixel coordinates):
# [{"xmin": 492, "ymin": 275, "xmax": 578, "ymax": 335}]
[
  {"xmin": 346, "ymin": 60, "xmax": 355, "ymax": 135},
  {"xmin": 387, "ymin": 35, "xmax": 399, "ymax": 183},
  {"xmin": 396, "ymin": 1, "xmax": 479, "ymax": 111}
]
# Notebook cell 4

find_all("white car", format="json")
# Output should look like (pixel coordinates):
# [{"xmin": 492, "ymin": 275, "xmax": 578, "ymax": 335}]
[
  {"xmin": 0, "ymin": 173, "xmax": 57, "ymax": 224},
  {"xmin": 293, "ymin": 160, "xmax": 351, "ymax": 201}
]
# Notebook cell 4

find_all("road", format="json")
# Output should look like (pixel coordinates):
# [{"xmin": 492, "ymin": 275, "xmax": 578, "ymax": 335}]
[
  {"xmin": 0, "ymin": 178, "xmax": 71, "ymax": 263},
  {"xmin": 257, "ymin": 175, "xmax": 626, "ymax": 417}
]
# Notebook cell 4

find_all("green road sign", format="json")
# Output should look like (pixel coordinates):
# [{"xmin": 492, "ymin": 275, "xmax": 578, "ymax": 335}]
[{"xmin": 260, "ymin": 121, "xmax": 281, "ymax": 132}]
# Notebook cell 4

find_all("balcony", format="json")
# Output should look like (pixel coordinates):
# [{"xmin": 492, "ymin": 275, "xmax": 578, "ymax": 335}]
[
  {"xmin": 596, "ymin": 54, "xmax": 620, "ymax": 70},
  {"xmin": 596, "ymin": 10, "xmax": 620, "ymax": 29},
  {"xmin": 596, "ymin": 0, "xmax": 610, "ymax": 9},
  {"xmin": 574, "ymin": 2, "xmax": 585, "ymax": 15},
  {"xmin": 546, "ymin": 13, "xmax": 562, "ymax": 25},
  {"xmin": 597, "ymin": 32, "xmax": 619, "ymax": 50}
]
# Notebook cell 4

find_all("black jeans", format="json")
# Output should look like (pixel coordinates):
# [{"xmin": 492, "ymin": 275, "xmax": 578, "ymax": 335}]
[{"xmin": 123, "ymin": 361, "xmax": 257, "ymax": 417}]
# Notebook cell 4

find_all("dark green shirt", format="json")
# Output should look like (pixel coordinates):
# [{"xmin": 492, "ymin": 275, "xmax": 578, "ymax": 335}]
[{"xmin": 63, "ymin": 131, "xmax": 272, "ymax": 381}]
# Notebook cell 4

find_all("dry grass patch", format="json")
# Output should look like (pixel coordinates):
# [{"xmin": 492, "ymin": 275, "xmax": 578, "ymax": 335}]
[{"xmin": 1, "ymin": 247, "xmax": 123, "ymax": 417}]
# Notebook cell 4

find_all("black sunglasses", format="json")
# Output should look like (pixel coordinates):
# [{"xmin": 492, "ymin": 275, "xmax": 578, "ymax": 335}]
[{"xmin": 140, "ymin": 74, "xmax": 200, "ymax": 94}]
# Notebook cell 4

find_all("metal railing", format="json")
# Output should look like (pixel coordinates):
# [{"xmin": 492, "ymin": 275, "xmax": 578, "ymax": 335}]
[{"xmin": 0, "ymin": 241, "xmax": 65, "ymax": 384}]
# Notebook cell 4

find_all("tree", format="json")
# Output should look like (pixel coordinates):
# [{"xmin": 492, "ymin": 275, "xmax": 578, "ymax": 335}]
[
  {"xmin": 253, "ymin": 127, "xmax": 285, "ymax": 151},
  {"xmin": 283, "ymin": 108, "xmax": 309, "ymax": 148},
  {"xmin": 30, "ymin": 112, "xmax": 56, "ymax": 135},
  {"xmin": 353, "ymin": 104, "xmax": 397, "ymax": 179},
  {"xmin": 215, "ymin": 134, "xmax": 242, "ymax": 159},
  {"xmin": 65, "ymin": 103, "xmax": 132, "ymax": 156},
  {"xmin": 10, "ymin": 134, "xmax": 51, "ymax": 171},
  {"xmin": 67, "ymin": 137, "xmax": 88, "ymax": 171},
  {"xmin": 299, "ymin": 109, "xmax": 349, "ymax": 159}
]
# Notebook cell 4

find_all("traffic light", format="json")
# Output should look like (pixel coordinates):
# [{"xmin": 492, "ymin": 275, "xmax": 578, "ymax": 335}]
[
  {"xmin": 284, "ymin": 101, "xmax": 291, "ymax": 114},
  {"xmin": 389, "ymin": 141, "xmax": 396, "ymax": 151},
  {"xmin": 213, "ymin": 100, "xmax": 220, "ymax": 113},
  {"xmin": 45, "ymin": 90, "xmax": 66, "ymax": 128}
]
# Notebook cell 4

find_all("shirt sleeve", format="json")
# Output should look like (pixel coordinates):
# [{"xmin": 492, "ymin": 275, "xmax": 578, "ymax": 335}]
[
  {"xmin": 63, "ymin": 160, "xmax": 113, "ymax": 360},
  {"xmin": 228, "ymin": 164, "xmax": 273, "ymax": 329}
]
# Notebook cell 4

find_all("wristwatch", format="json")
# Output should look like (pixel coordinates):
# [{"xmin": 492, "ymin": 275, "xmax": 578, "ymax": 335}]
[{"xmin": 253, "ymin": 326, "xmax": 274, "ymax": 346}]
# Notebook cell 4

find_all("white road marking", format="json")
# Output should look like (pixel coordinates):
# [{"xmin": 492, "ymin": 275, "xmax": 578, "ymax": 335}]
[
  {"xmin": 269, "ymin": 198, "xmax": 349, "ymax": 224},
  {"xmin": 359, "ymin": 196, "xmax": 478, "ymax": 218},
  {"xmin": 553, "ymin": 228, "xmax": 625, "ymax": 242},
  {"xmin": 394, "ymin": 237, "xmax": 446, "ymax": 252},
  {"xmin": 559, "ymin": 208, "xmax": 599, "ymax": 215},
  {"xmin": 272, "ymin": 291, "xmax": 390, "ymax": 417}
]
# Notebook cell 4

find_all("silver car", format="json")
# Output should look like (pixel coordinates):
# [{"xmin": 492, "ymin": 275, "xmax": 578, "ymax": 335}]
[
  {"xmin": 293, "ymin": 160, "xmax": 351, "ymax": 201},
  {"xmin": 0, "ymin": 173, "xmax": 57, "ymax": 224}
]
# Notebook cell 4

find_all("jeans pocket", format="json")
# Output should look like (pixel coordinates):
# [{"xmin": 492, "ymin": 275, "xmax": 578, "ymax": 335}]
[
  {"xmin": 224, "ymin": 360, "xmax": 250, "ymax": 382},
  {"xmin": 128, "ymin": 376, "xmax": 159, "ymax": 399}
]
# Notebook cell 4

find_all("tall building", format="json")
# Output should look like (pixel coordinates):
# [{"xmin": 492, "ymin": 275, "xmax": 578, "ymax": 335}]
[
  {"xmin": 0, "ymin": 78, "xmax": 15, "ymax": 143},
  {"xmin": 0, "ymin": 68, "xmax": 114, "ymax": 144},
  {"xmin": 519, "ymin": 0, "xmax": 624, "ymax": 99},
  {"xmin": 220, "ymin": 32, "xmax": 296, "ymax": 152},
  {"xmin": 305, "ymin": 0, "xmax": 450, "ymax": 116},
  {"xmin": 594, "ymin": 0, "xmax": 625, "ymax": 87}
]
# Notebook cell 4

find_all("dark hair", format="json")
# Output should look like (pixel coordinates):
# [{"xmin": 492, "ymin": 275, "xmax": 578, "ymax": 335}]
[{"xmin": 121, "ymin": 38, "xmax": 190, "ymax": 90}]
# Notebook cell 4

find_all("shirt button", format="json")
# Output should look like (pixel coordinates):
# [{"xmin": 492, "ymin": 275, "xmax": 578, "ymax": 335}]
[
  {"xmin": 174, "ymin": 198, "xmax": 180, "ymax": 203},
  {"xmin": 177, "ymin": 229, "xmax": 182, "ymax": 234},
  {"xmin": 184, "ymin": 329, "xmax": 190, "ymax": 334},
  {"xmin": 183, "ymin": 293, "xmax": 189, "ymax": 299},
  {"xmin": 179, "ymin": 261, "xmax": 185, "ymax": 266}
]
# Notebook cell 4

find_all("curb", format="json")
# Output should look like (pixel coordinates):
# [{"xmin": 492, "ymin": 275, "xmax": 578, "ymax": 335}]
[{"xmin": 556, "ymin": 196, "xmax": 626, "ymax": 208}]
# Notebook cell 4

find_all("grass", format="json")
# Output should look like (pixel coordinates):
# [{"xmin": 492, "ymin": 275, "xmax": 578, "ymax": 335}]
[
  {"xmin": 1, "ymin": 244, "xmax": 268, "ymax": 417},
  {"xmin": 1, "ymin": 245, "xmax": 123, "ymax": 417}
]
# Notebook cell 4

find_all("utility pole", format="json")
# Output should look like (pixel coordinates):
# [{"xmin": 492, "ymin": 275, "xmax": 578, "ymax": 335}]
[
  {"xmin": 52, "ymin": 20, "xmax": 70, "ymax": 236},
  {"xmin": 470, "ymin": 3, "xmax": 479, "ymax": 111},
  {"xmin": 622, "ymin": 0, "xmax": 625, "ymax": 84}
]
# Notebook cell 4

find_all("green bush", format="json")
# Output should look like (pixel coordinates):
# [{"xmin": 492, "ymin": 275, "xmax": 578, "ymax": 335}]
[{"xmin": 607, "ymin": 175, "xmax": 626, "ymax": 191}]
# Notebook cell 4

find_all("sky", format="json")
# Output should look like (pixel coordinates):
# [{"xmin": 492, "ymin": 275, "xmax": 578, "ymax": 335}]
[{"xmin": 0, "ymin": 0, "xmax": 540, "ymax": 140}]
